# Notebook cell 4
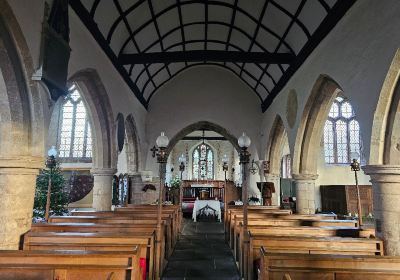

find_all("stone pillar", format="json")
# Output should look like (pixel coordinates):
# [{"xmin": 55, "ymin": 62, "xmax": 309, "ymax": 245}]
[
  {"xmin": 91, "ymin": 168, "xmax": 117, "ymax": 211},
  {"xmin": 363, "ymin": 165, "xmax": 400, "ymax": 256},
  {"xmin": 293, "ymin": 174, "xmax": 318, "ymax": 214},
  {"xmin": 265, "ymin": 173, "xmax": 281, "ymax": 206},
  {"xmin": 0, "ymin": 156, "xmax": 43, "ymax": 249}
]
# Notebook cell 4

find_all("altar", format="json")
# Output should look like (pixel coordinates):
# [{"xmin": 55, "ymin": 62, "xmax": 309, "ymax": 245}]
[{"xmin": 192, "ymin": 200, "xmax": 222, "ymax": 222}]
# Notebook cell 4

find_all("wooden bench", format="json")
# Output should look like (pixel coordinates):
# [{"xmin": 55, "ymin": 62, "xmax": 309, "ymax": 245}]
[
  {"xmin": 225, "ymin": 209, "xmax": 294, "ymax": 240},
  {"xmin": 77, "ymin": 207, "xmax": 180, "ymax": 238},
  {"xmin": 23, "ymin": 231, "xmax": 155, "ymax": 280},
  {"xmin": 235, "ymin": 224, "xmax": 375, "ymax": 274},
  {"xmin": 114, "ymin": 205, "xmax": 181, "ymax": 241},
  {"xmin": 228, "ymin": 213, "xmax": 342, "ymax": 247},
  {"xmin": 49, "ymin": 215, "xmax": 175, "ymax": 257},
  {"xmin": 68, "ymin": 211, "xmax": 177, "ymax": 251},
  {"xmin": 246, "ymin": 235, "xmax": 384, "ymax": 280},
  {"xmin": 259, "ymin": 250, "xmax": 400, "ymax": 280},
  {"xmin": 0, "ymin": 250, "xmax": 141, "ymax": 280}
]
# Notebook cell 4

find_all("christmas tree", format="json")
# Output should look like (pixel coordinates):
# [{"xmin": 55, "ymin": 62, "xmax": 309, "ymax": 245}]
[{"xmin": 33, "ymin": 162, "xmax": 69, "ymax": 219}]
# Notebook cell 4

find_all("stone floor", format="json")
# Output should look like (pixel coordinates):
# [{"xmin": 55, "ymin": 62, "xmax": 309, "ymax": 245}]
[{"xmin": 161, "ymin": 218, "xmax": 240, "ymax": 280}]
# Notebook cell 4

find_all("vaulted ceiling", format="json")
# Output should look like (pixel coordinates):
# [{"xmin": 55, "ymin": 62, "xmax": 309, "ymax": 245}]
[{"xmin": 70, "ymin": 0, "xmax": 355, "ymax": 111}]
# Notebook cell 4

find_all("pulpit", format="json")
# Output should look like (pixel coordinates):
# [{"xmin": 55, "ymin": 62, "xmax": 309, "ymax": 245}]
[{"xmin": 257, "ymin": 182, "xmax": 275, "ymax": 206}]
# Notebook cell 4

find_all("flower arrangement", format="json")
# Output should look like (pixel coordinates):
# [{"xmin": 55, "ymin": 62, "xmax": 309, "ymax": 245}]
[{"xmin": 169, "ymin": 175, "xmax": 182, "ymax": 189}]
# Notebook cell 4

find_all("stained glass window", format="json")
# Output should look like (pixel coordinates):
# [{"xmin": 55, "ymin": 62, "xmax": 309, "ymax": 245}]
[
  {"xmin": 192, "ymin": 143, "xmax": 214, "ymax": 179},
  {"xmin": 58, "ymin": 84, "xmax": 92, "ymax": 159},
  {"xmin": 323, "ymin": 96, "xmax": 361, "ymax": 164}
]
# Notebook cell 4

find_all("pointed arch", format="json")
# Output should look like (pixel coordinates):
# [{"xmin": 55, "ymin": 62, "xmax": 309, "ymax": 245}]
[
  {"xmin": 166, "ymin": 121, "xmax": 240, "ymax": 154},
  {"xmin": 265, "ymin": 115, "xmax": 289, "ymax": 175},
  {"xmin": 68, "ymin": 69, "xmax": 116, "ymax": 169},
  {"xmin": 0, "ymin": 0, "xmax": 45, "ymax": 161},
  {"xmin": 369, "ymin": 49, "xmax": 400, "ymax": 165},
  {"xmin": 125, "ymin": 114, "xmax": 140, "ymax": 173},
  {"xmin": 292, "ymin": 74, "xmax": 342, "ymax": 175}
]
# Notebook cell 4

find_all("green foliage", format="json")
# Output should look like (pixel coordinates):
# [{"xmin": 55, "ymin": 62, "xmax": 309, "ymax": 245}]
[
  {"xmin": 169, "ymin": 175, "xmax": 182, "ymax": 189},
  {"xmin": 33, "ymin": 163, "xmax": 69, "ymax": 219}
]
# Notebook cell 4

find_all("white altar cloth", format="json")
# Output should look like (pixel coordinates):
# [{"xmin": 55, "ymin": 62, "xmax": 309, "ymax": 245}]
[{"xmin": 192, "ymin": 200, "xmax": 222, "ymax": 222}]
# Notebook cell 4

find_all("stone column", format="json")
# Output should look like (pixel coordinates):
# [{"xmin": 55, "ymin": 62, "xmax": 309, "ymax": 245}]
[
  {"xmin": 363, "ymin": 165, "xmax": 400, "ymax": 256},
  {"xmin": 0, "ymin": 156, "xmax": 43, "ymax": 249},
  {"xmin": 293, "ymin": 174, "xmax": 318, "ymax": 214},
  {"xmin": 91, "ymin": 168, "xmax": 117, "ymax": 211},
  {"xmin": 264, "ymin": 173, "xmax": 281, "ymax": 206}
]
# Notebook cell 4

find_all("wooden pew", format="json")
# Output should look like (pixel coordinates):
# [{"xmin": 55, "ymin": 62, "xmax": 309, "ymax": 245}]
[
  {"xmin": 225, "ymin": 209, "xmax": 294, "ymax": 241},
  {"xmin": 228, "ymin": 213, "xmax": 341, "ymax": 247},
  {"xmin": 115, "ymin": 205, "xmax": 181, "ymax": 241},
  {"xmin": 68, "ymin": 211, "xmax": 177, "ymax": 252},
  {"xmin": 232, "ymin": 221, "xmax": 372, "ymax": 260},
  {"xmin": 246, "ymin": 235, "xmax": 383, "ymax": 280},
  {"xmin": 259, "ymin": 250, "xmax": 400, "ymax": 280},
  {"xmin": 23, "ymin": 231, "xmax": 155, "ymax": 280},
  {"xmin": 231, "ymin": 218, "xmax": 359, "ymax": 248},
  {"xmin": 0, "ymin": 250, "xmax": 141, "ymax": 280},
  {"xmin": 236, "ymin": 224, "xmax": 375, "ymax": 274},
  {"xmin": 49, "ymin": 215, "xmax": 175, "ymax": 257}
]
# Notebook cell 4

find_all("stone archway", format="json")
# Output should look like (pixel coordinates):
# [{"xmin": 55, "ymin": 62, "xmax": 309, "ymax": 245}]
[
  {"xmin": 292, "ymin": 74, "xmax": 342, "ymax": 214},
  {"xmin": 265, "ymin": 115, "xmax": 288, "ymax": 175},
  {"xmin": 264, "ymin": 115, "xmax": 289, "ymax": 205},
  {"xmin": 69, "ymin": 69, "xmax": 117, "ymax": 210},
  {"xmin": 363, "ymin": 49, "xmax": 400, "ymax": 255},
  {"xmin": 166, "ymin": 121, "xmax": 240, "ymax": 155},
  {"xmin": 0, "ymin": 0, "xmax": 46, "ymax": 249}
]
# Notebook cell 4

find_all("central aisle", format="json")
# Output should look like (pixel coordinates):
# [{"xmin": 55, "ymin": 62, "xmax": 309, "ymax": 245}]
[{"xmin": 162, "ymin": 218, "xmax": 240, "ymax": 280}]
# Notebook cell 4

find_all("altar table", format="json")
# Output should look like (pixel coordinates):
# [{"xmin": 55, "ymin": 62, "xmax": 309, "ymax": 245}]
[{"xmin": 192, "ymin": 200, "xmax": 222, "ymax": 222}]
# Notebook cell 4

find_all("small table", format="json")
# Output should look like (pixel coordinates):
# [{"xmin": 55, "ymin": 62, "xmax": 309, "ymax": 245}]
[{"xmin": 192, "ymin": 200, "xmax": 222, "ymax": 222}]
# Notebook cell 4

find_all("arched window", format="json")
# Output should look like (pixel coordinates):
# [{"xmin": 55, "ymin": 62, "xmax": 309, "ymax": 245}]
[
  {"xmin": 323, "ymin": 96, "xmax": 361, "ymax": 164},
  {"xmin": 58, "ymin": 84, "xmax": 92, "ymax": 159},
  {"xmin": 192, "ymin": 143, "xmax": 214, "ymax": 179}
]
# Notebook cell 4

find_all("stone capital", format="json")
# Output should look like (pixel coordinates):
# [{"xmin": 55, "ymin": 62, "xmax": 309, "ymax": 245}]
[
  {"xmin": 292, "ymin": 173, "xmax": 318, "ymax": 181},
  {"xmin": 362, "ymin": 165, "xmax": 400, "ymax": 183},
  {"xmin": 90, "ymin": 167, "xmax": 117, "ymax": 176}
]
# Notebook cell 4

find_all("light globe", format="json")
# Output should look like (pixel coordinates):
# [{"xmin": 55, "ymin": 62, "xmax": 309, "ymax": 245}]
[{"xmin": 238, "ymin": 132, "xmax": 251, "ymax": 148}]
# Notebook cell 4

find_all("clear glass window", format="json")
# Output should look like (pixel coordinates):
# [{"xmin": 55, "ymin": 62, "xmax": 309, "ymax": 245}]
[
  {"xmin": 323, "ymin": 96, "xmax": 362, "ymax": 164},
  {"xmin": 58, "ymin": 84, "xmax": 93, "ymax": 159}
]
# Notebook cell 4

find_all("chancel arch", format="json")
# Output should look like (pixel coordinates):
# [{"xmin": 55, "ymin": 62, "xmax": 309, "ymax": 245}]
[
  {"xmin": 68, "ymin": 69, "xmax": 117, "ymax": 210},
  {"xmin": 364, "ymin": 49, "xmax": 400, "ymax": 255},
  {"xmin": 166, "ymin": 121, "xmax": 240, "ymax": 155},
  {"xmin": 0, "ymin": 0, "xmax": 46, "ymax": 249}
]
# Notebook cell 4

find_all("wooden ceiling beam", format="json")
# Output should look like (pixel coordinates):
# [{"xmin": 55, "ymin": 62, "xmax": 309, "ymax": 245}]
[{"xmin": 119, "ymin": 50, "xmax": 295, "ymax": 65}]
